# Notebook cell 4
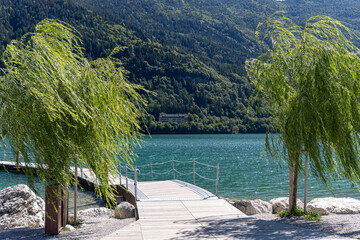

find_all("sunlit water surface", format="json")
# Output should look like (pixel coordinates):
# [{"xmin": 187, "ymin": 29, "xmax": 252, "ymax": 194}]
[
  {"xmin": 132, "ymin": 134, "xmax": 360, "ymax": 201},
  {"xmin": 1, "ymin": 134, "xmax": 359, "ymax": 202}
]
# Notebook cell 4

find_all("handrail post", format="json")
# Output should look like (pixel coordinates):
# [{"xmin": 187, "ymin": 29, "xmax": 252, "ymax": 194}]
[
  {"xmin": 134, "ymin": 166, "xmax": 138, "ymax": 201},
  {"xmin": 216, "ymin": 163, "xmax": 219, "ymax": 196},
  {"xmin": 150, "ymin": 162, "xmax": 153, "ymax": 181},
  {"xmin": 193, "ymin": 158, "xmax": 195, "ymax": 185},
  {"xmin": 172, "ymin": 157, "xmax": 175, "ymax": 180},
  {"xmin": 125, "ymin": 163, "xmax": 128, "ymax": 189},
  {"xmin": 119, "ymin": 162, "xmax": 122, "ymax": 186}
]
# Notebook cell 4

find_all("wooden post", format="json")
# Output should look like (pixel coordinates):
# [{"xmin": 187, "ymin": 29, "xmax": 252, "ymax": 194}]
[
  {"xmin": 74, "ymin": 148, "xmax": 78, "ymax": 224},
  {"xmin": 45, "ymin": 184, "xmax": 63, "ymax": 235},
  {"xmin": 63, "ymin": 187, "xmax": 69, "ymax": 227},
  {"xmin": 172, "ymin": 157, "xmax": 175, "ymax": 180},
  {"xmin": 16, "ymin": 151, "xmax": 20, "ymax": 173},
  {"xmin": 216, "ymin": 163, "xmax": 219, "ymax": 196},
  {"xmin": 150, "ymin": 162, "xmax": 153, "ymax": 181},
  {"xmin": 304, "ymin": 151, "xmax": 309, "ymax": 213},
  {"xmin": 193, "ymin": 158, "xmax": 195, "ymax": 185}
]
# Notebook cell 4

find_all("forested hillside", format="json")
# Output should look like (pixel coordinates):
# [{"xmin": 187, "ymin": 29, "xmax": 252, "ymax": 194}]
[
  {"xmin": 74, "ymin": 0, "xmax": 280, "ymax": 78},
  {"xmin": 4, "ymin": 0, "xmax": 358, "ymax": 134},
  {"xmin": 0, "ymin": 0, "xmax": 273, "ymax": 134},
  {"xmin": 72, "ymin": 0, "xmax": 360, "ymax": 134}
]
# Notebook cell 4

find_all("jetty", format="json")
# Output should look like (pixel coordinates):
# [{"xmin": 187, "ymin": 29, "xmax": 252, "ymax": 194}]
[{"xmin": 0, "ymin": 160, "xmax": 353, "ymax": 239}]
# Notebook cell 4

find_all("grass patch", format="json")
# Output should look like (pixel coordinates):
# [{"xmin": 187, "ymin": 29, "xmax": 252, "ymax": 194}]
[
  {"xmin": 67, "ymin": 220, "xmax": 82, "ymax": 229},
  {"xmin": 278, "ymin": 207, "xmax": 321, "ymax": 221}
]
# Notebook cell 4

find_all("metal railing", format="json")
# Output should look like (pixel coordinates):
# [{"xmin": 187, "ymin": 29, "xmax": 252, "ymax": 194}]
[{"xmin": 119, "ymin": 158, "xmax": 220, "ymax": 200}]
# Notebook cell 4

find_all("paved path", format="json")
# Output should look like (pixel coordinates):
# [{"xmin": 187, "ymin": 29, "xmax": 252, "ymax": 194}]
[{"xmin": 101, "ymin": 180, "xmax": 352, "ymax": 240}]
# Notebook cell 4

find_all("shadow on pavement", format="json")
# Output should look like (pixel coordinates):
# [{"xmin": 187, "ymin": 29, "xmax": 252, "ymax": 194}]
[{"xmin": 170, "ymin": 216, "xmax": 348, "ymax": 240}]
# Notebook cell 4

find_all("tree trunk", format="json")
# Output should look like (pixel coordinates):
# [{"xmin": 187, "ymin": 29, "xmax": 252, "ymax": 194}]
[
  {"xmin": 304, "ymin": 152, "xmax": 308, "ymax": 213},
  {"xmin": 288, "ymin": 161, "xmax": 294, "ymax": 211},
  {"xmin": 291, "ymin": 163, "xmax": 299, "ymax": 212},
  {"xmin": 288, "ymin": 157, "xmax": 299, "ymax": 213}
]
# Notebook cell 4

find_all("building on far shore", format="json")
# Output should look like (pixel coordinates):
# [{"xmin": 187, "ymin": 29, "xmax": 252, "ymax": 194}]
[{"xmin": 159, "ymin": 113, "xmax": 188, "ymax": 124}]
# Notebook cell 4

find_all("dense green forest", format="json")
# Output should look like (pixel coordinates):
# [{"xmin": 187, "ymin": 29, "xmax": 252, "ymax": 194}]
[
  {"xmin": 0, "ymin": 0, "xmax": 273, "ymax": 134},
  {"xmin": 2, "ymin": 0, "xmax": 360, "ymax": 134}
]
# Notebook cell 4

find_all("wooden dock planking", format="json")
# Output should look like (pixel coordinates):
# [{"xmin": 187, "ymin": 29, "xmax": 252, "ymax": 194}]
[{"xmin": 137, "ymin": 180, "xmax": 204, "ymax": 200}]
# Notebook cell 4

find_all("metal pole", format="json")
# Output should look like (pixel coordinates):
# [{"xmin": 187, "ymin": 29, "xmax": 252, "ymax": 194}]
[
  {"xmin": 304, "ymin": 152, "xmax": 308, "ymax": 213},
  {"xmin": 172, "ymin": 157, "xmax": 175, "ymax": 180},
  {"xmin": 193, "ymin": 158, "xmax": 195, "ymax": 185},
  {"xmin": 125, "ymin": 163, "xmax": 128, "ymax": 189},
  {"xmin": 216, "ymin": 163, "xmax": 219, "ymax": 196},
  {"xmin": 119, "ymin": 162, "xmax": 122, "ymax": 186},
  {"xmin": 150, "ymin": 162, "xmax": 153, "ymax": 181},
  {"xmin": 134, "ymin": 166, "xmax": 138, "ymax": 201}
]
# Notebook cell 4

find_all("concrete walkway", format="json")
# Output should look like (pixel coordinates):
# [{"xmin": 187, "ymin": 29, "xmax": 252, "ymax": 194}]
[
  {"xmin": 102, "ymin": 198, "xmax": 352, "ymax": 240},
  {"xmin": 101, "ymin": 180, "xmax": 352, "ymax": 240}
]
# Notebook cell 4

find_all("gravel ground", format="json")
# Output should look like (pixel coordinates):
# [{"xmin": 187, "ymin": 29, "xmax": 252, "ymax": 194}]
[
  {"xmin": 253, "ymin": 213, "xmax": 360, "ymax": 239},
  {"xmin": 0, "ymin": 214, "xmax": 134, "ymax": 240},
  {"xmin": 1, "ymin": 211, "xmax": 360, "ymax": 239}
]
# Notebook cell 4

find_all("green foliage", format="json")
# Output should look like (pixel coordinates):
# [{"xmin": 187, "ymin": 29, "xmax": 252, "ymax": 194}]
[
  {"xmin": 247, "ymin": 13, "xmax": 360, "ymax": 187},
  {"xmin": 0, "ymin": 19, "xmax": 146, "ymax": 205},
  {"xmin": 74, "ymin": 0, "xmax": 280, "ymax": 76},
  {"xmin": 278, "ymin": 207, "xmax": 321, "ymax": 221}
]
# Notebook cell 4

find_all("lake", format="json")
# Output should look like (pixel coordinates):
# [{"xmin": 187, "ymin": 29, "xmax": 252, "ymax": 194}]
[
  {"xmin": 133, "ymin": 134, "xmax": 360, "ymax": 201},
  {"xmin": 1, "ymin": 134, "xmax": 359, "ymax": 202}
]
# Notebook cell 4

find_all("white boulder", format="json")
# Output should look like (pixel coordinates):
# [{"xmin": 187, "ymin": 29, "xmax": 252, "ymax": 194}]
[
  {"xmin": 307, "ymin": 197, "xmax": 360, "ymax": 215},
  {"xmin": 114, "ymin": 202, "xmax": 135, "ymax": 219},
  {"xmin": 0, "ymin": 184, "xmax": 45, "ymax": 229},
  {"xmin": 78, "ymin": 207, "xmax": 112, "ymax": 218},
  {"xmin": 269, "ymin": 197, "xmax": 304, "ymax": 213},
  {"xmin": 233, "ymin": 199, "xmax": 272, "ymax": 215},
  {"xmin": 65, "ymin": 224, "xmax": 75, "ymax": 231}
]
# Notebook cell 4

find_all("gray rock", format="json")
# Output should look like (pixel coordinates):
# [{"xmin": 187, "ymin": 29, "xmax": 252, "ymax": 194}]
[
  {"xmin": 269, "ymin": 197, "xmax": 304, "ymax": 213},
  {"xmin": 298, "ymin": 216, "xmax": 305, "ymax": 220},
  {"xmin": 0, "ymin": 184, "xmax": 45, "ymax": 229},
  {"xmin": 307, "ymin": 197, "xmax": 360, "ymax": 215},
  {"xmin": 114, "ymin": 202, "xmax": 135, "ymax": 219},
  {"xmin": 233, "ymin": 199, "xmax": 272, "ymax": 215}
]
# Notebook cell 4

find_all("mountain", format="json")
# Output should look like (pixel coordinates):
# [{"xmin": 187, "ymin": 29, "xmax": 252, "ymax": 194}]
[
  {"xmin": 0, "ymin": 0, "xmax": 273, "ymax": 134},
  {"xmin": 6, "ymin": 1, "xmax": 359, "ymax": 134},
  {"xmin": 74, "ymin": 0, "xmax": 280, "ymax": 78},
  {"xmin": 72, "ymin": 0, "xmax": 360, "ymax": 133}
]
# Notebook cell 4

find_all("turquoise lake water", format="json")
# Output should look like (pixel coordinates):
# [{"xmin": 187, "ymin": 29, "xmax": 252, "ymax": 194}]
[
  {"xmin": 132, "ymin": 134, "xmax": 360, "ymax": 201},
  {"xmin": 1, "ymin": 134, "xmax": 360, "ymax": 202}
]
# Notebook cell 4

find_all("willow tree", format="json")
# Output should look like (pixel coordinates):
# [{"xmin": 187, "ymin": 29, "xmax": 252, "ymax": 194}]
[
  {"xmin": 0, "ymin": 19, "xmax": 146, "ymax": 205},
  {"xmin": 246, "ymin": 13, "xmax": 360, "ymax": 212}
]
